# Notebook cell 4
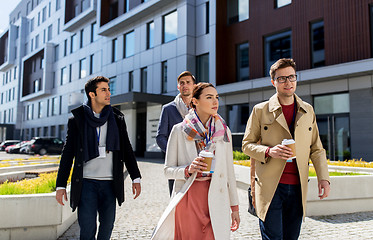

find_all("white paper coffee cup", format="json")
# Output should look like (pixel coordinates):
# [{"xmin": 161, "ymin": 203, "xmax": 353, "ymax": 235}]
[
  {"xmin": 199, "ymin": 150, "xmax": 214, "ymax": 173},
  {"xmin": 281, "ymin": 139, "xmax": 296, "ymax": 162}
]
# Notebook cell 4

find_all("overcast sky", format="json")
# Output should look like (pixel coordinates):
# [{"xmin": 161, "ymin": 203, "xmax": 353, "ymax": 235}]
[{"xmin": 0, "ymin": 0, "xmax": 22, "ymax": 34}]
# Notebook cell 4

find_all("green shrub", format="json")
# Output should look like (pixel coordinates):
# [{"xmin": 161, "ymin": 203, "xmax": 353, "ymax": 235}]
[{"xmin": 233, "ymin": 151, "xmax": 250, "ymax": 160}]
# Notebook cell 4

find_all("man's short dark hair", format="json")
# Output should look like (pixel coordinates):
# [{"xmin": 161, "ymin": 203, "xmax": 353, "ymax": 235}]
[
  {"xmin": 85, "ymin": 76, "xmax": 109, "ymax": 100},
  {"xmin": 177, "ymin": 71, "xmax": 196, "ymax": 83},
  {"xmin": 269, "ymin": 58, "xmax": 296, "ymax": 80}
]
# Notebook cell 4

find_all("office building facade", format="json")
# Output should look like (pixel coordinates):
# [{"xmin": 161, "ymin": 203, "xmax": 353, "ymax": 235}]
[{"xmin": 1, "ymin": 0, "xmax": 373, "ymax": 161}]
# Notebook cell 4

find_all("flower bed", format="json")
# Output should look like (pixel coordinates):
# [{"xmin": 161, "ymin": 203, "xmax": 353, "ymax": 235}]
[{"xmin": 0, "ymin": 172, "xmax": 57, "ymax": 195}]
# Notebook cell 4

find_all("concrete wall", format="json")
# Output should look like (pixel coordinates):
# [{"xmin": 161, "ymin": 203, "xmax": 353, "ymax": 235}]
[
  {"xmin": 234, "ymin": 164, "xmax": 373, "ymax": 216},
  {"xmin": 0, "ymin": 188, "xmax": 77, "ymax": 240}
]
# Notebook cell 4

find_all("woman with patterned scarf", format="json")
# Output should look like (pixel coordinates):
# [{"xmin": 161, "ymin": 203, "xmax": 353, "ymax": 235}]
[{"xmin": 151, "ymin": 83, "xmax": 240, "ymax": 240}]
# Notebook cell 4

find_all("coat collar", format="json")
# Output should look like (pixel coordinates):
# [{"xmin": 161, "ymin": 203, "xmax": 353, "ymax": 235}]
[
  {"xmin": 71, "ymin": 105, "xmax": 123, "ymax": 123},
  {"xmin": 268, "ymin": 93, "xmax": 308, "ymax": 113}
]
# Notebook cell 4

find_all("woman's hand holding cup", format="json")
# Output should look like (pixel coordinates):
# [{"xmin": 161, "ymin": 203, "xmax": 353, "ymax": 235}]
[{"xmin": 188, "ymin": 157, "xmax": 208, "ymax": 174}]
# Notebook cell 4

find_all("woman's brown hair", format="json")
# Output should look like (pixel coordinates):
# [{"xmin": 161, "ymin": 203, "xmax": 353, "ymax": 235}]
[{"xmin": 190, "ymin": 82, "xmax": 216, "ymax": 108}]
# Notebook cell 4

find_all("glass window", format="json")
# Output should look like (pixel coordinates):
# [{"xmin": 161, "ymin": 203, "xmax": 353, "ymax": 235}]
[
  {"xmin": 124, "ymin": 31, "xmax": 135, "ymax": 58},
  {"xmin": 80, "ymin": 29, "xmax": 84, "ymax": 48},
  {"xmin": 196, "ymin": 53, "xmax": 209, "ymax": 83},
  {"xmin": 48, "ymin": 24, "xmax": 53, "ymax": 41},
  {"xmin": 163, "ymin": 11, "xmax": 178, "ymax": 43},
  {"xmin": 35, "ymin": 35, "xmax": 39, "ymax": 49},
  {"xmin": 314, "ymin": 93, "xmax": 350, "ymax": 115},
  {"xmin": 112, "ymin": 38, "xmax": 118, "ymax": 62},
  {"xmin": 38, "ymin": 101, "xmax": 43, "ymax": 118},
  {"xmin": 206, "ymin": 2, "xmax": 210, "ymax": 34},
  {"xmin": 56, "ymin": 0, "xmax": 61, "ymax": 11},
  {"xmin": 61, "ymin": 67, "xmax": 68, "ymax": 85},
  {"xmin": 43, "ymin": 29, "xmax": 46, "ymax": 43},
  {"xmin": 109, "ymin": 1, "xmax": 118, "ymax": 21},
  {"xmin": 264, "ymin": 30, "xmax": 291, "ymax": 76},
  {"xmin": 79, "ymin": 58, "xmax": 87, "ymax": 79},
  {"xmin": 69, "ymin": 64, "xmax": 72, "ymax": 82},
  {"xmin": 109, "ymin": 76, "xmax": 116, "ymax": 95},
  {"xmin": 63, "ymin": 39, "xmax": 67, "ymax": 56},
  {"xmin": 71, "ymin": 34, "xmax": 77, "ymax": 53},
  {"xmin": 161, "ymin": 61, "xmax": 167, "ymax": 93},
  {"xmin": 54, "ymin": 45, "xmax": 59, "ymax": 62},
  {"xmin": 89, "ymin": 54, "xmax": 94, "ymax": 75},
  {"xmin": 370, "ymin": 5, "xmax": 373, "ymax": 57},
  {"xmin": 129, "ymin": 71, "xmax": 134, "ymax": 92},
  {"xmin": 227, "ymin": 0, "xmax": 249, "ymax": 24},
  {"xmin": 59, "ymin": 96, "xmax": 62, "ymax": 115},
  {"xmin": 27, "ymin": 2, "xmax": 31, "ymax": 15},
  {"xmin": 82, "ymin": 0, "xmax": 90, "ymax": 11},
  {"xmin": 38, "ymin": 12, "xmax": 40, "ymax": 26},
  {"xmin": 228, "ymin": 104, "xmax": 250, "ymax": 133},
  {"xmin": 125, "ymin": 0, "xmax": 130, "ymax": 13},
  {"xmin": 74, "ymin": 4, "xmax": 79, "ymax": 17},
  {"xmin": 42, "ymin": 7, "xmax": 47, "ymax": 22},
  {"xmin": 57, "ymin": 18, "xmax": 60, "ymax": 35},
  {"xmin": 30, "ymin": 18, "xmax": 34, "ymax": 32},
  {"xmin": 52, "ymin": 97, "xmax": 58, "ymax": 116},
  {"xmin": 237, "ymin": 42, "xmax": 249, "ymax": 81},
  {"xmin": 147, "ymin": 21, "xmax": 154, "ymax": 49},
  {"xmin": 91, "ymin": 22, "xmax": 97, "ymax": 42},
  {"xmin": 311, "ymin": 20, "xmax": 325, "ymax": 68},
  {"xmin": 141, "ymin": 67, "xmax": 147, "ymax": 93},
  {"xmin": 33, "ymin": 79, "xmax": 40, "ymax": 93},
  {"xmin": 77, "ymin": 58, "xmax": 87, "ymax": 79},
  {"xmin": 47, "ymin": 99, "xmax": 50, "ymax": 117},
  {"xmin": 31, "ymin": 39, "xmax": 34, "ymax": 52},
  {"xmin": 27, "ymin": 105, "xmax": 32, "ymax": 120},
  {"xmin": 48, "ymin": 2, "xmax": 51, "ymax": 17},
  {"xmin": 276, "ymin": 0, "xmax": 291, "ymax": 8}
]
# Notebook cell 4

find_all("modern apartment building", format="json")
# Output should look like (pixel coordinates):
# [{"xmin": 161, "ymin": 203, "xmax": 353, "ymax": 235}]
[
  {"xmin": 215, "ymin": 0, "xmax": 373, "ymax": 161},
  {"xmin": 0, "ymin": 0, "xmax": 373, "ymax": 161}
]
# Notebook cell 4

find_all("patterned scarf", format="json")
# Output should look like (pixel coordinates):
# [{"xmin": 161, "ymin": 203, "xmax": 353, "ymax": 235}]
[
  {"xmin": 174, "ymin": 94, "xmax": 190, "ymax": 118},
  {"xmin": 182, "ymin": 109, "xmax": 230, "ymax": 154}
]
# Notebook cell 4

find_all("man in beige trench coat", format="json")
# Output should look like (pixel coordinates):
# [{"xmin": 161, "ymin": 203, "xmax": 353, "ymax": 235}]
[{"xmin": 242, "ymin": 58, "xmax": 330, "ymax": 240}]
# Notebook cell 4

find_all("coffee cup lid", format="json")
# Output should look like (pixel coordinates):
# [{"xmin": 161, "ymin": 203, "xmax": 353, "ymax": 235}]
[
  {"xmin": 282, "ymin": 139, "xmax": 295, "ymax": 145},
  {"xmin": 199, "ymin": 150, "xmax": 214, "ymax": 158}
]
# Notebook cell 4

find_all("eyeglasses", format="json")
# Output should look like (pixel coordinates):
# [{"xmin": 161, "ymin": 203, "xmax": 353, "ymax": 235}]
[{"xmin": 275, "ymin": 74, "xmax": 297, "ymax": 83}]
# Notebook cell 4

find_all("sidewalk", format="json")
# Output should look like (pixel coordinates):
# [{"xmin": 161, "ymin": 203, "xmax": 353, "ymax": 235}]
[{"xmin": 58, "ymin": 159, "xmax": 373, "ymax": 240}]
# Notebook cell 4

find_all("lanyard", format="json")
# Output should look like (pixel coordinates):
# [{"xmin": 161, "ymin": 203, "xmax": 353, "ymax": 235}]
[
  {"xmin": 96, "ymin": 127, "xmax": 101, "ymax": 144},
  {"xmin": 195, "ymin": 110, "xmax": 212, "ymax": 145}
]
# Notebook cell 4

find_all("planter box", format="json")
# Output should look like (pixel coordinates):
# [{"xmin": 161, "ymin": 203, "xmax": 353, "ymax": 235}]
[
  {"xmin": 0, "ymin": 187, "xmax": 77, "ymax": 240},
  {"xmin": 0, "ymin": 163, "xmax": 59, "ymax": 174},
  {"xmin": 234, "ymin": 164, "xmax": 373, "ymax": 216}
]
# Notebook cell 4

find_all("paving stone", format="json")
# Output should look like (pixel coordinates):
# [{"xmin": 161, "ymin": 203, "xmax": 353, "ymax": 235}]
[{"xmin": 59, "ymin": 159, "xmax": 373, "ymax": 240}]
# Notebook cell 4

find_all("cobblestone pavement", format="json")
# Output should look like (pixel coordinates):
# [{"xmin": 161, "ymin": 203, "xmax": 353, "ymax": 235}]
[{"xmin": 59, "ymin": 159, "xmax": 373, "ymax": 240}]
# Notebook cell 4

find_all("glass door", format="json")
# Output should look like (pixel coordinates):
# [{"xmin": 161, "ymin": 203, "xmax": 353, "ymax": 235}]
[
  {"xmin": 316, "ymin": 114, "xmax": 350, "ymax": 161},
  {"xmin": 314, "ymin": 93, "xmax": 350, "ymax": 161}
]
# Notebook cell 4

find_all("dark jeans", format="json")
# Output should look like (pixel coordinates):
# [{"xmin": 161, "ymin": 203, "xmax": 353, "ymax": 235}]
[
  {"xmin": 259, "ymin": 183, "xmax": 303, "ymax": 240},
  {"xmin": 78, "ymin": 179, "xmax": 116, "ymax": 240}
]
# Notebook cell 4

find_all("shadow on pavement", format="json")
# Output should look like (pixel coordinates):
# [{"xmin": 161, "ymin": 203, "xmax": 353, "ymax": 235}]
[{"xmin": 309, "ymin": 211, "xmax": 373, "ymax": 224}]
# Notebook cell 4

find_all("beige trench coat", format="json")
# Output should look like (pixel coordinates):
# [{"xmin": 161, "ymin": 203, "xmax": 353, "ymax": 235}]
[
  {"xmin": 151, "ymin": 123, "xmax": 239, "ymax": 240},
  {"xmin": 242, "ymin": 93, "xmax": 330, "ymax": 221}
]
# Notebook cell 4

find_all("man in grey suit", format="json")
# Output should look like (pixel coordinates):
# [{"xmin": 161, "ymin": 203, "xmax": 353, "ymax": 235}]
[{"xmin": 156, "ymin": 71, "xmax": 196, "ymax": 195}]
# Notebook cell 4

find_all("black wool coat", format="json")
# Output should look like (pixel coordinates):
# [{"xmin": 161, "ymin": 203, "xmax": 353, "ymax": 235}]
[{"xmin": 56, "ymin": 105, "xmax": 141, "ymax": 211}]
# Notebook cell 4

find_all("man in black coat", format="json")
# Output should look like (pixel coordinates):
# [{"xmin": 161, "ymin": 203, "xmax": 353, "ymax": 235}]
[{"xmin": 56, "ymin": 76, "xmax": 141, "ymax": 240}]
